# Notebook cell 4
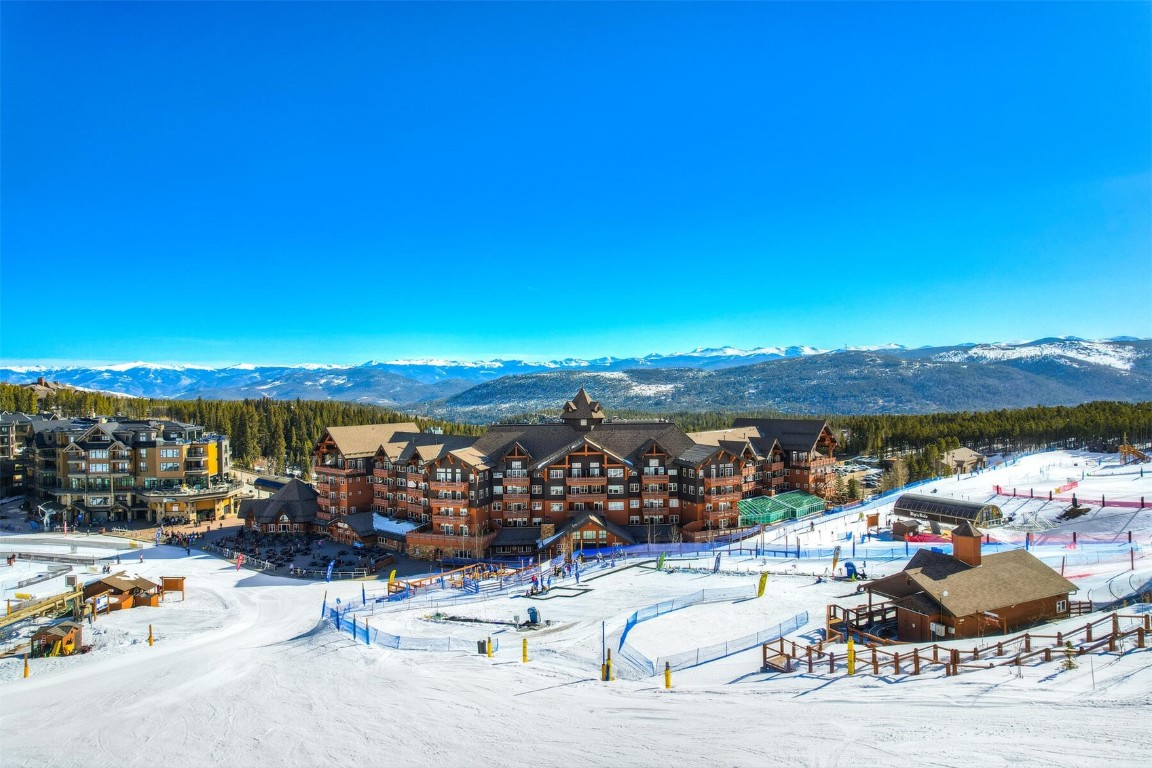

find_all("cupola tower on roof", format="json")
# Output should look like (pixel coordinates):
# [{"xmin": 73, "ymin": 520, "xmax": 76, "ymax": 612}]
[
  {"xmin": 561, "ymin": 387, "xmax": 606, "ymax": 431},
  {"xmin": 951, "ymin": 520, "xmax": 983, "ymax": 567}
]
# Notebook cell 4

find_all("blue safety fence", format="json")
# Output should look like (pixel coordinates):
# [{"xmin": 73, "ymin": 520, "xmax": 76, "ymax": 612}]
[
  {"xmin": 326, "ymin": 605, "xmax": 497, "ymax": 652},
  {"xmin": 658, "ymin": 611, "xmax": 809, "ymax": 674},
  {"xmin": 619, "ymin": 610, "xmax": 809, "ymax": 678},
  {"xmin": 619, "ymin": 585, "xmax": 758, "ymax": 650}
]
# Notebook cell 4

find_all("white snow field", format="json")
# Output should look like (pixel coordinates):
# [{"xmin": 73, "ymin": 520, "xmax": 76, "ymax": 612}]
[{"xmin": 2, "ymin": 449, "xmax": 1151, "ymax": 768}]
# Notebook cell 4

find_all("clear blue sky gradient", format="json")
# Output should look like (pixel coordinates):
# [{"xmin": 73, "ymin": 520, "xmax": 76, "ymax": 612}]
[{"xmin": 1, "ymin": 2, "xmax": 1149, "ymax": 365}]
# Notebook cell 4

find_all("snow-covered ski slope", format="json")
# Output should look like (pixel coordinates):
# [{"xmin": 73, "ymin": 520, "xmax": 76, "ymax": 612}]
[{"xmin": 2, "ymin": 449, "xmax": 1151, "ymax": 768}]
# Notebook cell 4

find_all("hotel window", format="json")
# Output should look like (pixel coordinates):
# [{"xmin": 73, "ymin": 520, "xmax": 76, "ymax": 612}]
[
  {"xmin": 549, "ymin": 469, "xmax": 564, "ymax": 479},
  {"xmin": 550, "ymin": 486, "xmax": 564, "ymax": 495},
  {"xmin": 1056, "ymin": 599, "xmax": 1068, "ymax": 613},
  {"xmin": 629, "ymin": 516, "xmax": 640, "ymax": 525},
  {"xmin": 90, "ymin": 449, "xmax": 109, "ymax": 459},
  {"xmin": 550, "ymin": 503, "xmax": 563, "ymax": 512},
  {"xmin": 629, "ymin": 499, "xmax": 639, "ymax": 509}
]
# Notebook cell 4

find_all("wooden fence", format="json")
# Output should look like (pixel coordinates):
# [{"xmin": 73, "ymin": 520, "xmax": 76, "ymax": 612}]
[{"xmin": 764, "ymin": 610, "xmax": 1151, "ymax": 678}]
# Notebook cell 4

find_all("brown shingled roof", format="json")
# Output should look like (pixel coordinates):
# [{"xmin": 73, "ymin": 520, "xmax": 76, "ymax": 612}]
[
  {"xmin": 323, "ymin": 423, "xmax": 420, "ymax": 458},
  {"xmin": 870, "ymin": 548, "xmax": 1076, "ymax": 619}
]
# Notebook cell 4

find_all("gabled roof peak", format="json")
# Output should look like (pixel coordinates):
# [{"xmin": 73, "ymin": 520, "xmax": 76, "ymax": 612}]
[{"xmin": 561, "ymin": 387, "xmax": 606, "ymax": 428}]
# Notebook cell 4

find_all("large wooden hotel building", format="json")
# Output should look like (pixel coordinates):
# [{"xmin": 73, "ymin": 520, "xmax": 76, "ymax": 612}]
[{"xmin": 312, "ymin": 389, "xmax": 837, "ymax": 560}]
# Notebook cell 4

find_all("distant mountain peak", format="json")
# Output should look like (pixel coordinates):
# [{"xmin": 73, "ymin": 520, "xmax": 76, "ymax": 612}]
[{"xmin": 2, "ymin": 336, "xmax": 1147, "ymax": 418}]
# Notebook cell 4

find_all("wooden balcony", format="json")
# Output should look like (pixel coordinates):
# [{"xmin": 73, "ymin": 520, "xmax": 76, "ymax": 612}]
[
  {"xmin": 407, "ymin": 531, "xmax": 497, "ymax": 550},
  {"xmin": 430, "ymin": 511, "xmax": 472, "ymax": 524},
  {"xmin": 313, "ymin": 465, "xmax": 361, "ymax": 477},
  {"xmin": 428, "ymin": 480, "xmax": 468, "ymax": 493},
  {"xmin": 565, "ymin": 476, "xmax": 607, "ymax": 486},
  {"xmin": 639, "ymin": 471, "xmax": 668, "ymax": 483},
  {"xmin": 566, "ymin": 491, "xmax": 608, "ymax": 503},
  {"xmin": 703, "ymin": 474, "xmax": 739, "ymax": 488},
  {"xmin": 428, "ymin": 499, "xmax": 467, "ymax": 511},
  {"xmin": 789, "ymin": 454, "xmax": 835, "ymax": 469}
]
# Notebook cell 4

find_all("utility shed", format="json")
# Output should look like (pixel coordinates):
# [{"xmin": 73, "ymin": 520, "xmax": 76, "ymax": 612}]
[{"xmin": 893, "ymin": 493, "xmax": 1003, "ymax": 527}]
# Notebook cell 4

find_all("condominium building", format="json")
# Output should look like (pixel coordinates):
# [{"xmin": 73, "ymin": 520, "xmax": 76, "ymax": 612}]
[
  {"xmin": 0, "ymin": 412, "xmax": 48, "ymax": 496},
  {"xmin": 308, "ymin": 388, "xmax": 836, "ymax": 561},
  {"xmin": 23, "ymin": 417, "xmax": 240, "ymax": 525},
  {"xmin": 311, "ymin": 422, "xmax": 420, "ymax": 520}
]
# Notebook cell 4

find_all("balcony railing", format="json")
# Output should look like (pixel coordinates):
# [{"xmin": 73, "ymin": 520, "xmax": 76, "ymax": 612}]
[
  {"xmin": 703, "ymin": 474, "xmax": 738, "ymax": 488},
  {"xmin": 406, "ymin": 531, "xmax": 497, "ymax": 549},
  {"xmin": 429, "ymin": 479, "xmax": 467, "ymax": 492},
  {"xmin": 564, "ymin": 476, "xmax": 608, "ymax": 490},
  {"xmin": 566, "ymin": 491, "xmax": 608, "ymax": 502},
  {"xmin": 314, "ymin": 465, "xmax": 358, "ymax": 475}
]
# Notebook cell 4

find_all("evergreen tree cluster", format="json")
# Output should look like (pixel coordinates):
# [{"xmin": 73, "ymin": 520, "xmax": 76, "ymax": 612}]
[
  {"xmin": 0, "ymin": 383, "xmax": 482, "ymax": 475},
  {"xmin": 4, "ymin": 382, "xmax": 1148, "ymax": 479}
]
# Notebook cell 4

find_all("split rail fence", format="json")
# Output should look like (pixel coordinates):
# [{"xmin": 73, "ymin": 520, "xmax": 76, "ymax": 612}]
[{"xmin": 761, "ymin": 610, "xmax": 1152, "ymax": 678}]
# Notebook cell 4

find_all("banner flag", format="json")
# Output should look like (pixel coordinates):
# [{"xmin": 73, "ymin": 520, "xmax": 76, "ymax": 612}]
[
  {"xmin": 757, "ymin": 572, "xmax": 768, "ymax": 598},
  {"xmin": 832, "ymin": 545, "xmax": 842, "ymax": 574},
  {"xmin": 713, "ymin": 553, "xmax": 721, "ymax": 573},
  {"xmin": 326, "ymin": 560, "xmax": 336, "ymax": 582},
  {"xmin": 656, "ymin": 552, "xmax": 666, "ymax": 570}
]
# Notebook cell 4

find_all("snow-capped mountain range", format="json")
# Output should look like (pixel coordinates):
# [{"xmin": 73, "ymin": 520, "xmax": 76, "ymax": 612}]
[{"xmin": 3, "ymin": 337, "xmax": 1149, "ymax": 419}]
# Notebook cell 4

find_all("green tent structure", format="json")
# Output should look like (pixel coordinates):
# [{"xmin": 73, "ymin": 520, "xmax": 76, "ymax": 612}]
[{"xmin": 738, "ymin": 491, "xmax": 826, "ymax": 527}]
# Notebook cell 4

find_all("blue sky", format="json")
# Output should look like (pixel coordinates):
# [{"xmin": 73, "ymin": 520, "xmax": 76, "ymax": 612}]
[{"xmin": 1, "ymin": 1, "xmax": 1149, "ymax": 366}]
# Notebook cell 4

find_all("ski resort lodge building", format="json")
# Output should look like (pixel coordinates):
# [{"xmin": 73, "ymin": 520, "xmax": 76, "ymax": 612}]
[
  {"xmin": 863, "ymin": 522, "xmax": 1078, "ymax": 641},
  {"xmin": 310, "ymin": 388, "xmax": 838, "ymax": 561}
]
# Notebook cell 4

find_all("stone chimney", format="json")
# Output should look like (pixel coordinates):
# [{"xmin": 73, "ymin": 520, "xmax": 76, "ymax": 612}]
[{"xmin": 951, "ymin": 520, "xmax": 982, "ymax": 567}]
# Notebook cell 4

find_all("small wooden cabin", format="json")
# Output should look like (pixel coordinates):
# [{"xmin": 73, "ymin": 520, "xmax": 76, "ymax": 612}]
[
  {"xmin": 83, "ymin": 573, "xmax": 162, "ymax": 610},
  {"xmin": 31, "ymin": 621, "xmax": 82, "ymax": 657}
]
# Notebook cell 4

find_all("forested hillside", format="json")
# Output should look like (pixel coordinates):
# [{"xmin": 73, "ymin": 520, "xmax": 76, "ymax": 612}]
[{"xmin": 3, "ymin": 383, "xmax": 1148, "ymax": 478}]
